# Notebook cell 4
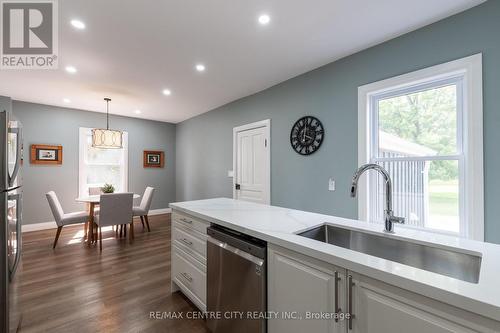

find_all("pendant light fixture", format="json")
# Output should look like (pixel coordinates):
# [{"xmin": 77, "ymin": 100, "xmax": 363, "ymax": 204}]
[{"xmin": 91, "ymin": 98, "xmax": 123, "ymax": 149}]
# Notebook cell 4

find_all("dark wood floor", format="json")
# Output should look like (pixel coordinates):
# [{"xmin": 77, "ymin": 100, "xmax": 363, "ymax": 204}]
[{"xmin": 18, "ymin": 214, "xmax": 210, "ymax": 333}]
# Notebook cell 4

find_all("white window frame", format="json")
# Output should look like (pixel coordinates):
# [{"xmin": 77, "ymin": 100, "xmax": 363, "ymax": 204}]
[
  {"xmin": 78, "ymin": 127, "xmax": 129, "ymax": 198},
  {"xmin": 357, "ymin": 54, "xmax": 484, "ymax": 241}
]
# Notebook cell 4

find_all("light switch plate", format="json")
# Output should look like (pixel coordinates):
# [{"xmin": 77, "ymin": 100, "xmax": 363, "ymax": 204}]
[
  {"xmin": 228, "ymin": 170, "xmax": 234, "ymax": 178},
  {"xmin": 328, "ymin": 178, "xmax": 335, "ymax": 191}
]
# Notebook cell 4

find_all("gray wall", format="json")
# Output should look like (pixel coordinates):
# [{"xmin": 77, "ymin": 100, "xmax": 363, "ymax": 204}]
[
  {"xmin": 13, "ymin": 101, "xmax": 176, "ymax": 225},
  {"xmin": 0, "ymin": 96, "xmax": 11, "ymax": 113},
  {"xmin": 176, "ymin": 1, "xmax": 500, "ymax": 243}
]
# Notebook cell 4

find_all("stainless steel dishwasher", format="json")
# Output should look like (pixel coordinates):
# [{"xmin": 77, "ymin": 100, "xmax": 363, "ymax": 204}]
[{"xmin": 207, "ymin": 225, "xmax": 267, "ymax": 333}]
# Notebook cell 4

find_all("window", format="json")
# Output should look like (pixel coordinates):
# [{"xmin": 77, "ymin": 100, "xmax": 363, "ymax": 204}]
[
  {"xmin": 79, "ymin": 127, "xmax": 128, "ymax": 198},
  {"xmin": 358, "ymin": 55, "xmax": 483, "ymax": 240}
]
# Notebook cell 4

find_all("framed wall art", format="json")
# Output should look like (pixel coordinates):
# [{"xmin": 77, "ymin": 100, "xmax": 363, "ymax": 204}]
[
  {"xmin": 30, "ymin": 144, "xmax": 63, "ymax": 165},
  {"xmin": 143, "ymin": 150, "xmax": 164, "ymax": 168}
]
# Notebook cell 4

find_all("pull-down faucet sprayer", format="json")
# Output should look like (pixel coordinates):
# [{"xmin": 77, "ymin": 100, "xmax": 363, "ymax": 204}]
[{"xmin": 350, "ymin": 164, "xmax": 405, "ymax": 233}]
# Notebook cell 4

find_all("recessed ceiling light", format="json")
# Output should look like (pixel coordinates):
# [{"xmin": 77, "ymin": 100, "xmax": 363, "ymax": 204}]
[
  {"xmin": 195, "ymin": 64, "xmax": 206, "ymax": 72},
  {"xmin": 70, "ymin": 19, "xmax": 85, "ymax": 30},
  {"xmin": 65, "ymin": 65, "xmax": 77, "ymax": 74},
  {"xmin": 162, "ymin": 89, "xmax": 172, "ymax": 96},
  {"xmin": 63, "ymin": 98, "xmax": 71, "ymax": 103},
  {"xmin": 258, "ymin": 14, "xmax": 271, "ymax": 25},
  {"xmin": 134, "ymin": 109, "xmax": 142, "ymax": 114}
]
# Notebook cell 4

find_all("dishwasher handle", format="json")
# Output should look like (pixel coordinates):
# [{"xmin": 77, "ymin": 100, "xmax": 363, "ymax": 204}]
[{"xmin": 207, "ymin": 236, "xmax": 265, "ymax": 267}]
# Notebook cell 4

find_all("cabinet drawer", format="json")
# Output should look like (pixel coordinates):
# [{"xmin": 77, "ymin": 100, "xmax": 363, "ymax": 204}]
[
  {"xmin": 172, "ymin": 211, "xmax": 209, "ymax": 234},
  {"xmin": 173, "ymin": 223, "xmax": 207, "ymax": 264},
  {"xmin": 172, "ymin": 245, "xmax": 206, "ymax": 304}
]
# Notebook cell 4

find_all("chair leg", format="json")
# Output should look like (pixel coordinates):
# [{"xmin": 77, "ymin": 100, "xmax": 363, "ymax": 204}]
[
  {"xmin": 140, "ymin": 216, "xmax": 145, "ymax": 230},
  {"xmin": 53, "ymin": 226, "xmax": 63, "ymax": 249},
  {"xmin": 99, "ymin": 226, "xmax": 102, "ymax": 252},
  {"xmin": 129, "ymin": 219, "xmax": 134, "ymax": 242},
  {"xmin": 119, "ymin": 224, "xmax": 123, "ymax": 237},
  {"xmin": 145, "ymin": 215, "xmax": 151, "ymax": 232},
  {"xmin": 95, "ymin": 223, "xmax": 99, "ymax": 244},
  {"xmin": 124, "ymin": 224, "xmax": 127, "ymax": 237},
  {"xmin": 115, "ymin": 225, "xmax": 119, "ymax": 237}
]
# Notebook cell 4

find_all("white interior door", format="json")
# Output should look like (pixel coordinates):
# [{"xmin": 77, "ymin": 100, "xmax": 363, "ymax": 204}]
[{"xmin": 234, "ymin": 121, "xmax": 270, "ymax": 204}]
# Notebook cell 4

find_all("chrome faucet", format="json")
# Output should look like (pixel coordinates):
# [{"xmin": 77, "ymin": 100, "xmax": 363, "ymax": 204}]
[{"xmin": 350, "ymin": 164, "xmax": 405, "ymax": 233}]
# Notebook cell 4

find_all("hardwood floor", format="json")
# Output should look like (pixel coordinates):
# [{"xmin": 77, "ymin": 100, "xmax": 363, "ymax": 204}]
[{"xmin": 18, "ymin": 214, "xmax": 210, "ymax": 333}]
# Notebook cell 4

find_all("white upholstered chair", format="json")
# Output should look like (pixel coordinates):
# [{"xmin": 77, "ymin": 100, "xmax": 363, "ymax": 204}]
[
  {"xmin": 88, "ymin": 187, "xmax": 102, "ymax": 195},
  {"xmin": 94, "ymin": 193, "xmax": 134, "ymax": 251},
  {"xmin": 87, "ymin": 187, "xmax": 102, "ymax": 215},
  {"xmin": 133, "ymin": 187, "xmax": 155, "ymax": 232},
  {"xmin": 46, "ymin": 191, "xmax": 90, "ymax": 249}
]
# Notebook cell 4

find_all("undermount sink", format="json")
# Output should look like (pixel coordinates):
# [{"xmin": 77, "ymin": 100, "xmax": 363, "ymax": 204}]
[{"xmin": 298, "ymin": 224, "xmax": 481, "ymax": 283}]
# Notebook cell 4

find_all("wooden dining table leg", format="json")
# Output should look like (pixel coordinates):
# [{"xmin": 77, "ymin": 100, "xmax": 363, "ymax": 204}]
[{"xmin": 84, "ymin": 221, "xmax": 88, "ymax": 241}]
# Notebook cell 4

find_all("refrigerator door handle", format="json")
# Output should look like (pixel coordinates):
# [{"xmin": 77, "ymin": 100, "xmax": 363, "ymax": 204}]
[
  {"xmin": 8, "ymin": 126, "xmax": 21, "ymax": 188},
  {"xmin": 9, "ymin": 193, "xmax": 22, "ymax": 282}
]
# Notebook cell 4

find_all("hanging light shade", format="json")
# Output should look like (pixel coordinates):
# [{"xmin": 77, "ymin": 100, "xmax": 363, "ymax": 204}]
[{"xmin": 92, "ymin": 98, "xmax": 123, "ymax": 149}]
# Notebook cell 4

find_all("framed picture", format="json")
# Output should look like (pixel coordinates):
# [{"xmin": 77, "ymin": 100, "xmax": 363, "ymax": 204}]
[
  {"xmin": 30, "ymin": 144, "xmax": 63, "ymax": 165},
  {"xmin": 143, "ymin": 150, "xmax": 164, "ymax": 168}
]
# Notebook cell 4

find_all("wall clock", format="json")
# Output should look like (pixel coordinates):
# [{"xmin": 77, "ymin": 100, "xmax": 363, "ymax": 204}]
[{"xmin": 290, "ymin": 116, "xmax": 324, "ymax": 155}]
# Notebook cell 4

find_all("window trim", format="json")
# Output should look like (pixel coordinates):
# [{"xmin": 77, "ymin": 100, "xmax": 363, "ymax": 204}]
[
  {"xmin": 357, "ymin": 54, "xmax": 483, "ymax": 241},
  {"xmin": 78, "ymin": 127, "xmax": 129, "ymax": 198}
]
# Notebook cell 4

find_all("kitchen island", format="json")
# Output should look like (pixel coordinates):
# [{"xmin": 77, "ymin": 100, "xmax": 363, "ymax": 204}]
[{"xmin": 170, "ymin": 198, "xmax": 500, "ymax": 332}]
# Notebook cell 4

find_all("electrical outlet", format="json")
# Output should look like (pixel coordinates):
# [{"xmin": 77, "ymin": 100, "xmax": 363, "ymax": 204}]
[{"xmin": 328, "ymin": 178, "xmax": 335, "ymax": 191}]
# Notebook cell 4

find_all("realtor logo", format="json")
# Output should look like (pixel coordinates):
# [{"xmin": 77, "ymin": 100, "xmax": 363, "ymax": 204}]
[{"xmin": 1, "ymin": 0, "xmax": 58, "ymax": 69}]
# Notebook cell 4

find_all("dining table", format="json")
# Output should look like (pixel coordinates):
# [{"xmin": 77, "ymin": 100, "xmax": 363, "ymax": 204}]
[{"xmin": 76, "ymin": 193, "xmax": 141, "ymax": 246}]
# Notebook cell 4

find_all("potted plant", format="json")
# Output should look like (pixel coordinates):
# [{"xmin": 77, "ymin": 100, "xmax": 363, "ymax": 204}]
[{"xmin": 101, "ymin": 183, "xmax": 115, "ymax": 194}]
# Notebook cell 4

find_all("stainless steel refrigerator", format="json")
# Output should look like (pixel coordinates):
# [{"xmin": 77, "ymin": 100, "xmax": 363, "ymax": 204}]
[{"xmin": 0, "ymin": 97, "xmax": 23, "ymax": 333}]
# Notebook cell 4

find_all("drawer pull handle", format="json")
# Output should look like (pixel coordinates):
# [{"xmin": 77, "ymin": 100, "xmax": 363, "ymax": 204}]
[
  {"xmin": 180, "ymin": 272, "xmax": 193, "ymax": 282},
  {"xmin": 180, "ymin": 218, "xmax": 193, "ymax": 224},
  {"xmin": 179, "ymin": 238, "xmax": 193, "ymax": 246}
]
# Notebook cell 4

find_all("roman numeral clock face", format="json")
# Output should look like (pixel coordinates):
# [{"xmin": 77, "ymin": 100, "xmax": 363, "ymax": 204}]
[{"xmin": 290, "ymin": 116, "xmax": 324, "ymax": 155}]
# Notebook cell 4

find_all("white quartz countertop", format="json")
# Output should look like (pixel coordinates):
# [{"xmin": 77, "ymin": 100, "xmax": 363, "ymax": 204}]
[{"xmin": 170, "ymin": 198, "xmax": 500, "ymax": 321}]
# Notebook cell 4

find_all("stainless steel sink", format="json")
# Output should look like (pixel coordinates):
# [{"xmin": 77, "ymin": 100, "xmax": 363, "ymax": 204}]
[{"xmin": 298, "ymin": 224, "xmax": 481, "ymax": 283}]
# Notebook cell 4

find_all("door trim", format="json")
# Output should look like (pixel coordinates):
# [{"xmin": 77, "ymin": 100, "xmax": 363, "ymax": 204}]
[{"xmin": 232, "ymin": 119, "xmax": 271, "ymax": 204}]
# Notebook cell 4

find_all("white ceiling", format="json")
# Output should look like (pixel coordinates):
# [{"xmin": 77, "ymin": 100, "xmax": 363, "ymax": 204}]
[{"xmin": 0, "ymin": 0, "xmax": 485, "ymax": 123}]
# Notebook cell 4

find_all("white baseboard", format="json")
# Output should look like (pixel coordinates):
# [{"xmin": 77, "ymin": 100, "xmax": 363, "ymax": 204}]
[
  {"xmin": 22, "ymin": 207, "xmax": 172, "ymax": 233},
  {"xmin": 22, "ymin": 221, "xmax": 58, "ymax": 233},
  {"xmin": 149, "ymin": 208, "xmax": 172, "ymax": 215}
]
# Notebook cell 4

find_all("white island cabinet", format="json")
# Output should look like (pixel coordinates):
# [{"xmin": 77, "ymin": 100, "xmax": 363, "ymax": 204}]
[
  {"xmin": 348, "ymin": 272, "xmax": 500, "ymax": 333},
  {"xmin": 170, "ymin": 210, "xmax": 209, "ymax": 312},
  {"xmin": 268, "ymin": 245, "xmax": 346, "ymax": 333},
  {"xmin": 170, "ymin": 199, "xmax": 500, "ymax": 333},
  {"xmin": 269, "ymin": 244, "xmax": 500, "ymax": 333}
]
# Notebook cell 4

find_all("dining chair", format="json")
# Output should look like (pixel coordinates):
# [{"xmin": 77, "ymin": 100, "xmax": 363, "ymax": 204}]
[
  {"xmin": 46, "ymin": 191, "xmax": 90, "ymax": 249},
  {"xmin": 133, "ymin": 187, "xmax": 155, "ymax": 232},
  {"xmin": 88, "ymin": 187, "xmax": 103, "ymax": 195},
  {"xmin": 94, "ymin": 193, "xmax": 134, "ymax": 251},
  {"xmin": 87, "ymin": 187, "xmax": 102, "ymax": 215}
]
